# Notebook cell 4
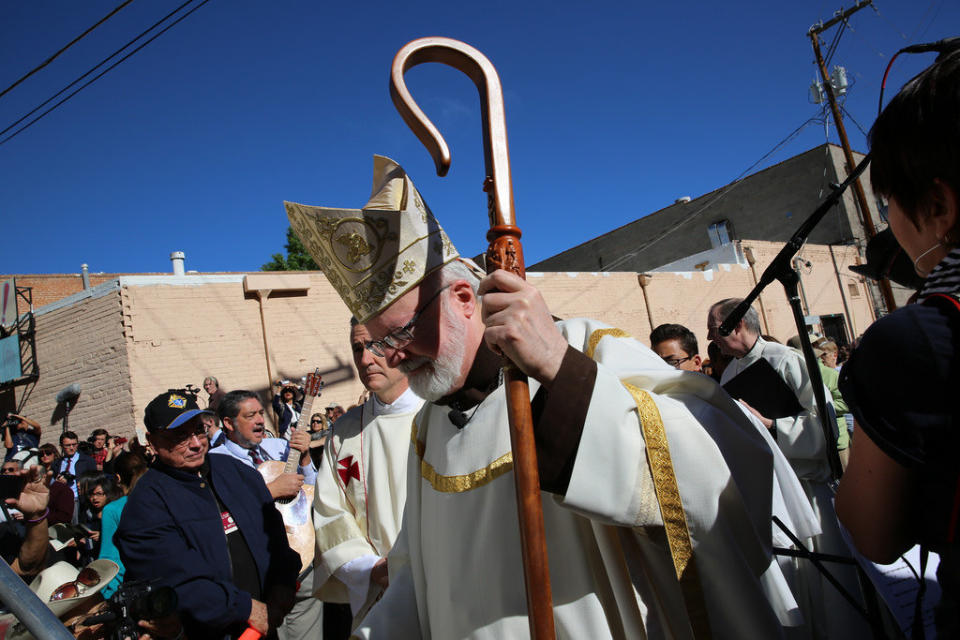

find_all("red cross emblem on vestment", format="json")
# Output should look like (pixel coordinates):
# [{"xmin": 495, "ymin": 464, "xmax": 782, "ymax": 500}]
[{"xmin": 338, "ymin": 455, "xmax": 360, "ymax": 486}]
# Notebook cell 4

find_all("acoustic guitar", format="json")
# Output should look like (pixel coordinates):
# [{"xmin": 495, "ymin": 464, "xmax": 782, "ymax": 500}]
[{"xmin": 259, "ymin": 369, "xmax": 323, "ymax": 573}]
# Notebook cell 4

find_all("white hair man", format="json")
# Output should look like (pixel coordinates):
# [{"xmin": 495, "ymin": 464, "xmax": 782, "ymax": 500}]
[
  {"xmin": 312, "ymin": 316, "xmax": 422, "ymax": 627},
  {"xmin": 287, "ymin": 156, "xmax": 795, "ymax": 639},
  {"xmin": 707, "ymin": 299, "xmax": 868, "ymax": 638}
]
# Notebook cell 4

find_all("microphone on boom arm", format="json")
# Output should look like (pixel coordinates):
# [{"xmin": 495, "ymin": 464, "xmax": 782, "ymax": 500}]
[
  {"xmin": 900, "ymin": 36, "xmax": 960, "ymax": 60},
  {"xmin": 56, "ymin": 383, "xmax": 82, "ymax": 406}
]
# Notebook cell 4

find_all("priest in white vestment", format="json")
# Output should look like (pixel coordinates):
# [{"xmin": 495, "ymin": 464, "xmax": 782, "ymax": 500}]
[
  {"xmin": 287, "ymin": 155, "xmax": 796, "ymax": 639},
  {"xmin": 708, "ymin": 299, "xmax": 871, "ymax": 639},
  {"xmin": 313, "ymin": 317, "xmax": 423, "ymax": 619}
]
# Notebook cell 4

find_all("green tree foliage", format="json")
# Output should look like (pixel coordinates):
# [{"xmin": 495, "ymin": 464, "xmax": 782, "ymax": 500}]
[{"xmin": 262, "ymin": 226, "xmax": 319, "ymax": 271}]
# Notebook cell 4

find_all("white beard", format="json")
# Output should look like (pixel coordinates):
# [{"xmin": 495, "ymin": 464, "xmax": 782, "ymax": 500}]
[{"xmin": 399, "ymin": 301, "xmax": 467, "ymax": 401}]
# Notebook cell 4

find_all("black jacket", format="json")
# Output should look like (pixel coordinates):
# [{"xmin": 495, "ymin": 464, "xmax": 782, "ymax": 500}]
[{"xmin": 116, "ymin": 454, "xmax": 299, "ymax": 639}]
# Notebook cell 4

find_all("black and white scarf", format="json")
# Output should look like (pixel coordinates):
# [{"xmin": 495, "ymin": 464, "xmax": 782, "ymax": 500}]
[{"xmin": 919, "ymin": 245, "xmax": 960, "ymax": 299}]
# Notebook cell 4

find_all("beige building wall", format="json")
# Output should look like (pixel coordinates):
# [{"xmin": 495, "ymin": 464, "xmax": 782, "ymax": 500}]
[
  {"xmin": 122, "ymin": 274, "xmax": 357, "ymax": 435},
  {"xmin": 636, "ymin": 240, "xmax": 874, "ymax": 353},
  {"xmin": 8, "ymin": 242, "xmax": 877, "ymax": 443}
]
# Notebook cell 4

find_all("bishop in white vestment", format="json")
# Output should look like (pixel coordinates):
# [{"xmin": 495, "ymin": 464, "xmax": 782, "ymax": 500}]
[{"xmin": 286, "ymin": 155, "xmax": 794, "ymax": 639}]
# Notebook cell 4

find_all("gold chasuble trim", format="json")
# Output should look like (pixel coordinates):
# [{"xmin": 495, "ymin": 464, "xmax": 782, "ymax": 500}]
[
  {"xmin": 411, "ymin": 419, "xmax": 515, "ymax": 493},
  {"xmin": 585, "ymin": 327, "xmax": 711, "ymax": 639},
  {"xmin": 585, "ymin": 328, "xmax": 632, "ymax": 360},
  {"xmin": 623, "ymin": 382, "xmax": 711, "ymax": 639}
]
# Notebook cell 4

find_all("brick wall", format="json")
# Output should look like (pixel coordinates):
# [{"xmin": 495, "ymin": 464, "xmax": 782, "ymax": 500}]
[
  {"xmin": 11, "ymin": 287, "xmax": 134, "ymax": 444},
  {"xmin": 0, "ymin": 274, "xmax": 124, "ymax": 310}
]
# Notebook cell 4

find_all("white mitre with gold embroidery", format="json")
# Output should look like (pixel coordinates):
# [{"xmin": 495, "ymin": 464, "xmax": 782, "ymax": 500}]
[{"xmin": 285, "ymin": 155, "xmax": 459, "ymax": 323}]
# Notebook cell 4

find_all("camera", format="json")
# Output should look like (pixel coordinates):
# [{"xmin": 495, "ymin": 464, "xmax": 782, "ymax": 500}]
[
  {"xmin": 3, "ymin": 415, "xmax": 20, "ymax": 430},
  {"xmin": 84, "ymin": 580, "xmax": 178, "ymax": 640}
]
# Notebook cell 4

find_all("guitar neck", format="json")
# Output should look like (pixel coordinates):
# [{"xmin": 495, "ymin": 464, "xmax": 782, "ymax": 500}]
[{"xmin": 284, "ymin": 392, "xmax": 319, "ymax": 475}]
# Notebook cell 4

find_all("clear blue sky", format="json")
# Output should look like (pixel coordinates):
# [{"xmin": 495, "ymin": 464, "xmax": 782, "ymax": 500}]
[{"xmin": 0, "ymin": 0, "xmax": 955, "ymax": 275}]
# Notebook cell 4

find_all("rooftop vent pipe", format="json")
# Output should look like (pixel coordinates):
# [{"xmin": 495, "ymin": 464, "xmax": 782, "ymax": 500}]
[
  {"xmin": 170, "ymin": 251, "xmax": 186, "ymax": 276},
  {"xmin": 80, "ymin": 264, "xmax": 90, "ymax": 290}
]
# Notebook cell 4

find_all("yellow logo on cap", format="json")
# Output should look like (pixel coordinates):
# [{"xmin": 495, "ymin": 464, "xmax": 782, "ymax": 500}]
[{"xmin": 168, "ymin": 395, "xmax": 187, "ymax": 409}]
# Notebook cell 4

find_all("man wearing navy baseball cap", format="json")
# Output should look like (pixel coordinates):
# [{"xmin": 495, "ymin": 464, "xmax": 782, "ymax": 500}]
[{"xmin": 116, "ymin": 391, "xmax": 299, "ymax": 639}]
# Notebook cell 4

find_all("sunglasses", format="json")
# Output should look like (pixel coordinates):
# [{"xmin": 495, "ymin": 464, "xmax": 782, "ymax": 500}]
[{"xmin": 50, "ymin": 567, "xmax": 100, "ymax": 601}]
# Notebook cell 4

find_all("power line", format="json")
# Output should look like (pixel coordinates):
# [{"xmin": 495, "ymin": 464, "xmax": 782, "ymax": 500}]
[
  {"xmin": 0, "ymin": 0, "xmax": 137, "ymax": 101},
  {"xmin": 0, "ymin": 0, "xmax": 198, "ymax": 139},
  {"xmin": 0, "ymin": 0, "xmax": 212, "ymax": 148},
  {"xmin": 841, "ymin": 104, "xmax": 870, "ymax": 138},
  {"xmin": 823, "ymin": 19, "xmax": 846, "ymax": 68},
  {"xmin": 600, "ymin": 107, "xmax": 828, "ymax": 272}
]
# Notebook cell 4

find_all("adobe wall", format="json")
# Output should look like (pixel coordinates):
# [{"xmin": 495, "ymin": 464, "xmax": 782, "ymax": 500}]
[
  {"xmin": 120, "ymin": 272, "xmax": 650, "ymax": 435},
  {"xmin": 638, "ymin": 240, "xmax": 875, "ymax": 353},
  {"xmin": 121, "ymin": 275, "xmax": 355, "ymax": 434},
  {"xmin": 7, "ymin": 243, "xmax": 878, "ymax": 442}
]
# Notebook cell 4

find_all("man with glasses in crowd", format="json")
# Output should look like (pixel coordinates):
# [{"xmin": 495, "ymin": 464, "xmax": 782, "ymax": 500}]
[
  {"xmin": 115, "ymin": 390, "xmax": 300, "ymax": 639},
  {"xmin": 649, "ymin": 323, "xmax": 703, "ymax": 372},
  {"xmin": 56, "ymin": 431, "xmax": 95, "ymax": 521}
]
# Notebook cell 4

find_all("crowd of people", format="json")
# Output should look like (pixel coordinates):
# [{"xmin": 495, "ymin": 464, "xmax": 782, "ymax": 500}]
[{"xmin": 0, "ymin": 47, "xmax": 957, "ymax": 640}]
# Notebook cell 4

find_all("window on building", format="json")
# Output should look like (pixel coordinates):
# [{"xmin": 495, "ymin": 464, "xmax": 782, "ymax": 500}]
[
  {"xmin": 848, "ymin": 282, "xmax": 861, "ymax": 298},
  {"xmin": 708, "ymin": 220, "xmax": 734, "ymax": 248}
]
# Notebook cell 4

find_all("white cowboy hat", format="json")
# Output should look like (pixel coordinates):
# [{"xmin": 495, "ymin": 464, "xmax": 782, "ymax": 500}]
[
  {"xmin": 28, "ymin": 558, "xmax": 119, "ymax": 618},
  {"xmin": 0, "ymin": 559, "xmax": 119, "ymax": 639}
]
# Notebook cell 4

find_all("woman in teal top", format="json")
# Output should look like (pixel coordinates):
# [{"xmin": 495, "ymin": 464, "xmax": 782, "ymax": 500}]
[{"xmin": 99, "ymin": 451, "xmax": 149, "ymax": 598}]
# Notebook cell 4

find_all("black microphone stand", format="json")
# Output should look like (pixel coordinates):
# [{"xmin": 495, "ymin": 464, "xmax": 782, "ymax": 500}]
[{"xmin": 718, "ymin": 153, "xmax": 872, "ymax": 484}]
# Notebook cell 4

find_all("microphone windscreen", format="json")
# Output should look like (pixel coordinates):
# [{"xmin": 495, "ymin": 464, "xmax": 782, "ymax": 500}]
[{"xmin": 56, "ymin": 383, "xmax": 82, "ymax": 404}]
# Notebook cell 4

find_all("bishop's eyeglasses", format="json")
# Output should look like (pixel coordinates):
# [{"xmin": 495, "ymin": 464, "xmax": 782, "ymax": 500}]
[{"xmin": 364, "ymin": 285, "xmax": 451, "ymax": 357}]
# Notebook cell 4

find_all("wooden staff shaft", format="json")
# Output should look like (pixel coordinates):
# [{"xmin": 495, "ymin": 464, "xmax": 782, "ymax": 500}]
[
  {"xmin": 485, "ymin": 222, "xmax": 555, "ymax": 639},
  {"xmin": 391, "ymin": 38, "xmax": 556, "ymax": 639}
]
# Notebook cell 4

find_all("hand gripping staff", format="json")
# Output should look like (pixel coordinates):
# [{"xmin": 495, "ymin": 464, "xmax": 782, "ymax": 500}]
[{"xmin": 390, "ymin": 37, "xmax": 556, "ymax": 640}]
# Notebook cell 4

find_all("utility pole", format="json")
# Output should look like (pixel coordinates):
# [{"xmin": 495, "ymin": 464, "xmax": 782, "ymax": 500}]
[{"xmin": 808, "ymin": 0, "xmax": 898, "ymax": 313}]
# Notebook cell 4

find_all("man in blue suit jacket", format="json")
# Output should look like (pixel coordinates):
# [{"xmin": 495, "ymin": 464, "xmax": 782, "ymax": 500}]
[{"xmin": 116, "ymin": 391, "xmax": 300, "ymax": 640}]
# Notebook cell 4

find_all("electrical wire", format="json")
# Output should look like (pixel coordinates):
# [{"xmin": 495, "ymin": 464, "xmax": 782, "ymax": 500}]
[
  {"xmin": 0, "ymin": 0, "xmax": 211, "ymax": 148},
  {"xmin": 0, "ymin": 0, "xmax": 137, "ymax": 101},
  {"xmin": 599, "ymin": 106, "xmax": 829, "ymax": 272},
  {"xmin": 824, "ymin": 19, "xmax": 846, "ymax": 68},
  {"xmin": 869, "ymin": 2, "xmax": 910, "ymax": 43},
  {"xmin": 840, "ymin": 104, "xmax": 870, "ymax": 139},
  {"xmin": 0, "ymin": 0, "xmax": 197, "ymax": 139}
]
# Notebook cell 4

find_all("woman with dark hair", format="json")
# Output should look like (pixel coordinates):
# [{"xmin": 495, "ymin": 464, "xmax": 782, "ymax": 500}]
[
  {"xmin": 37, "ymin": 442, "xmax": 73, "ymax": 525},
  {"xmin": 836, "ymin": 50, "xmax": 960, "ymax": 635},
  {"xmin": 77, "ymin": 472, "xmax": 122, "ymax": 564},
  {"xmin": 99, "ymin": 451, "xmax": 149, "ymax": 598}
]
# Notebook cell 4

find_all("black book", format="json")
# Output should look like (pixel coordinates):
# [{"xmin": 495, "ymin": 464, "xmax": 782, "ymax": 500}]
[{"xmin": 723, "ymin": 358, "xmax": 804, "ymax": 420}]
